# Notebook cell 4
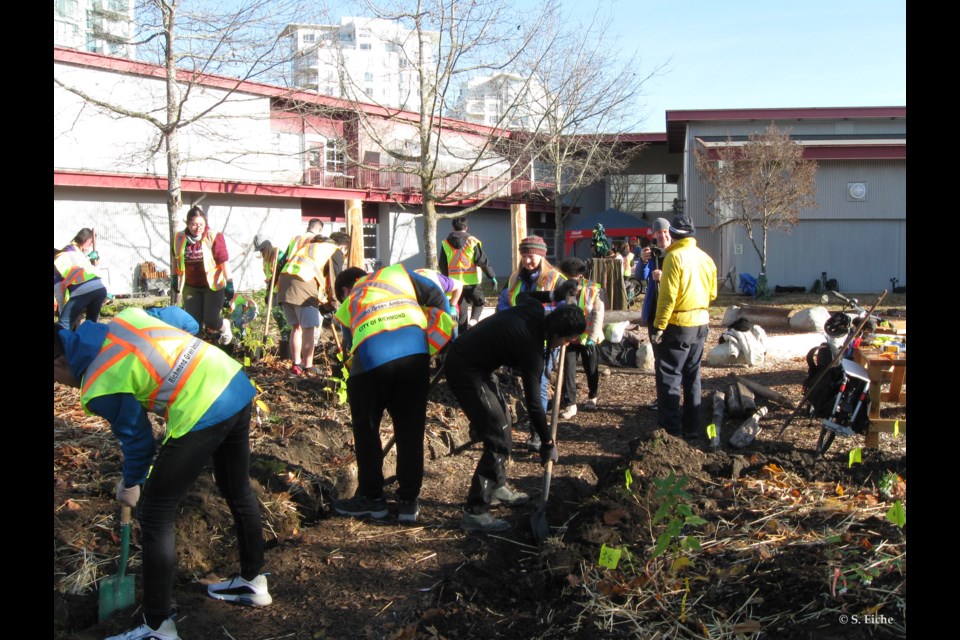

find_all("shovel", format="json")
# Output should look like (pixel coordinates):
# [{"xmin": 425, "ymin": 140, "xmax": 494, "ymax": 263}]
[
  {"xmin": 98, "ymin": 505, "xmax": 136, "ymax": 622},
  {"xmin": 531, "ymin": 343, "xmax": 567, "ymax": 546}
]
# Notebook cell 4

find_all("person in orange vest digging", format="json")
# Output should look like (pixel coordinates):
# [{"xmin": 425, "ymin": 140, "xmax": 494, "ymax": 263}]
[
  {"xmin": 54, "ymin": 306, "xmax": 271, "ymax": 640},
  {"xmin": 439, "ymin": 216, "xmax": 498, "ymax": 332},
  {"xmin": 332, "ymin": 264, "xmax": 456, "ymax": 524},
  {"xmin": 278, "ymin": 235, "xmax": 340, "ymax": 375}
]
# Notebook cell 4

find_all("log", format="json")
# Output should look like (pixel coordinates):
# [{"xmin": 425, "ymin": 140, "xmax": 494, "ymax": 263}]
[
  {"xmin": 602, "ymin": 310, "xmax": 645, "ymax": 324},
  {"xmin": 732, "ymin": 374, "xmax": 797, "ymax": 408}
]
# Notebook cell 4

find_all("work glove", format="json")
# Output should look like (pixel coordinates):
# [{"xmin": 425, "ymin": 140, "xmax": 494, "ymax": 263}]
[
  {"xmin": 491, "ymin": 277, "xmax": 499, "ymax": 290},
  {"xmin": 586, "ymin": 338, "xmax": 596, "ymax": 347},
  {"xmin": 115, "ymin": 479, "xmax": 141, "ymax": 508},
  {"xmin": 650, "ymin": 330, "xmax": 662, "ymax": 346},
  {"xmin": 224, "ymin": 280, "xmax": 235, "ymax": 302},
  {"xmin": 87, "ymin": 250, "xmax": 100, "ymax": 262},
  {"xmin": 539, "ymin": 440, "xmax": 558, "ymax": 465}
]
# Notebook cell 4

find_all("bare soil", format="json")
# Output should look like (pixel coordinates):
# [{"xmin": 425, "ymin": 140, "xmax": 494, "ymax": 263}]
[{"xmin": 54, "ymin": 302, "xmax": 907, "ymax": 639}]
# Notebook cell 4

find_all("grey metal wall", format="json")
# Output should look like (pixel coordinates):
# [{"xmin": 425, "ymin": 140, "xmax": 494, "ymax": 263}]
[{"xmin": 807, "ymin": 160, "xmax": 905, "ymax": 221}]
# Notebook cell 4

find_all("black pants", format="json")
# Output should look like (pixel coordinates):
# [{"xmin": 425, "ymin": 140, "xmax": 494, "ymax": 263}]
[
  {"xmin": 562, "ymin": 341, "xmax": 599, "ymax": 407},
  {"xmin": 457, "ymin": 285, "xmax": 486, "ymax": 333},
  {"xmin": 139, "ymin": 404, "xmax": 264, "ymax": 623},
  {"xmin": 346, "ymin": 353, "xmax": 430, "ymax": 501},
  {"xmin": 445, "ymin": 354, "xmax": 512, "ymax": 513},
  {"xmin": 656, "ymin": 324, "xmax": 708, "ymax": 436}
]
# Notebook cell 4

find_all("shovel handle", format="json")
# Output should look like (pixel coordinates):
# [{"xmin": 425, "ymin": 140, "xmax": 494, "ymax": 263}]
[
  {"xmin": 538, "ymin": 344, "xmax": 567, "ymax": 508},
  {"xmin": 118, "ymin": 506, "xmax": 132, "ymax": 577}
]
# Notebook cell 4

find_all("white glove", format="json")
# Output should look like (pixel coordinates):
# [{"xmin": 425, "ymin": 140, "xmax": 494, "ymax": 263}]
[{"xmin": 115, "ymin": 479, "xmax": 141, "ymax": 507}]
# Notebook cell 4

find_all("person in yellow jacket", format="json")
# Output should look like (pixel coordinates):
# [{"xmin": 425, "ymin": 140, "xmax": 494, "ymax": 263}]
[
  {"xmin": 331, "ymin": 264, "xmax": 455, "ymax": 524},
  {"xmin": 650, "ymin": 215, "xmax": 718, "ymax": 439},
  {"xmin": 173, "ymin": 206, "xmax": 233, "ymax": 345},
  {"xmin": 54, "ymin": 228, "xmax": 108, "ymax": 330},
  {"xmin": 54, "ymin": 306, "xmax": 271, "ymax": 640},
  {"xmin": 278, "ymin": 235, "xmax": 339, "ymax": 375}
]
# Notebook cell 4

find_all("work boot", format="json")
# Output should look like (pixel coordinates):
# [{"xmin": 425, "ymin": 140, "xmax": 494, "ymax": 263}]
[
  {"xmin": 397, "ymin": 498, "xmax": 420, "ymax": 524},
  {"xmin": 333, "ymin": 494, "xmax": 389, "ymax": 519},
  {"xmin": 526, "ymin": 432, "xmax": 541, "ymax": 453},
  {"xmin": 207, "ymin": 574, "xmax": 273, "ymax": 607},
  {"xmin": 489, "ymin": 483, "xmax": 529, "ymax": 507},
  {"xmin": 461, "ymin": 509, "xmax": 511, "ymax": 533},
  {"xmin": 106, "ymin": 617, "xmax": 180, "ymax": 640}
]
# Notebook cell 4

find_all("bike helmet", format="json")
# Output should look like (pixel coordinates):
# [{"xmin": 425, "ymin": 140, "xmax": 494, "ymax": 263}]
[{"xmin": 824, "ymin": 312, "xmax": 851, "ymax": 337}]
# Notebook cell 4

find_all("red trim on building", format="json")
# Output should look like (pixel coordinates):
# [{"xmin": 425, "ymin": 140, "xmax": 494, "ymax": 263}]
[{"xmin": 697, "ymin": 145, "xmax": 906, "ymax": 161}]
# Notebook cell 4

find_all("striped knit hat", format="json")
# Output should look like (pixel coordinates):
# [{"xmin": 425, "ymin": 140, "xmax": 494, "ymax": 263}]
[{"xmin": 518, "ymin": 235, "xmax": 548, "ymax": 256}]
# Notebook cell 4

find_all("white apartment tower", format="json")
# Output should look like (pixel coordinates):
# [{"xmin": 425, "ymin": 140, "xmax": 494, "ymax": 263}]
[
  {"xmin": 284, "ymin": 18, "xmax": 438, "ymax": 112},
  {"xmin": 54, "ymin": 0, "xmax": 135, "ymax": 59},
  {"xmin": 452, "ymin": 73, "xmax": 551, "ymax": 131}
]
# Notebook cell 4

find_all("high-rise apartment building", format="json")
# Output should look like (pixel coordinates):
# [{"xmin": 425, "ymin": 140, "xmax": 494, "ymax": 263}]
[
  {"xmin": 451, "ymin": 73, "xmax": 552, "ymax": 131},
  {"xmin": 283, "ymin": 17, "xmax": 438, "ymax": 112},
  {"xmin": 54, "ymin": 0, "xmax": 135, "ymax": 59}
]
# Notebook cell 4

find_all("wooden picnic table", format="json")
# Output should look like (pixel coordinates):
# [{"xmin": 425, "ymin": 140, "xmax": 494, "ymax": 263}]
[{"xmin": 853, "ymin": 346, "xmax": 906, "ymax": 448}]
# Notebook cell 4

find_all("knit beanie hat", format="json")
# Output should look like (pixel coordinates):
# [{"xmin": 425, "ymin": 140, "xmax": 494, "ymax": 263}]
[
  {"xmin": 669, "ymin": 214, "xmax": 696, "ymax": 239},
  {"xmin": 651, "ymin": 218, "xmax": 671, "ymax": 232},
  {"xmin": 519, "ymin": 235, "xmax": 548, "ymax": 256},
  {"xmin": 253, "ymin": 234, "xmax": 272, "ymax": 252}
]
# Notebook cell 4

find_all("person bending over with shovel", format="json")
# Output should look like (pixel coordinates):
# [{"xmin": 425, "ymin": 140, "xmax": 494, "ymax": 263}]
[
  {"xmin": 54, "ymin": 306, "xmax": 271, "ymax": 640},
  {"xmin": 444, "ymin": 287, "xmax": 583, "ymax": 533}
]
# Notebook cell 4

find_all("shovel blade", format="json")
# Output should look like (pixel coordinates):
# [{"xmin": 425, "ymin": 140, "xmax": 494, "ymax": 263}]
[
  {"xmin": 531, "ymin": 506, "xmax": 549, "ymax": 546},
  {"xmin": 98, "ymin": 573, "xmax": 136, "ymax": 622}
]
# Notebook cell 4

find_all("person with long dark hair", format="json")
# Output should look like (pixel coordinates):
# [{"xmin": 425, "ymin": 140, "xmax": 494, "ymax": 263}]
[{"xmin": 173, "ymin": 206, "xmax": 233, "ymax": 345}]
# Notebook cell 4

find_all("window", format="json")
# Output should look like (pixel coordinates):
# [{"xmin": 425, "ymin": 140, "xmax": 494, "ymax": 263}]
[
  {"xmin": 302, "ymin": 33, "xmax": 315, "ymax": 43},
  {"xmin": 359, "ymin": 43, "xmax": 372, "ymax": 50},
  {"xmin": 55, "ymin": 0, "xmax": 77, "ymax": 17},
  {"xmin": 325, "ymin": 138, "xmax": 346, "ymax": 173},
  {"xmin": 609, "ymin": 174, "xmax": 678, "ymax": 214},
  {"xmin": 364, "ymin": 72, "xmax": 374, "ymax": 82},
  {"xmin": 108, "ymin": 0, "xmax": 128, "ymax": 13}
]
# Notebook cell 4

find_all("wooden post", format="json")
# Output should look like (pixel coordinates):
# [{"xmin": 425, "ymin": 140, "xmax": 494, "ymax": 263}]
[
  {"xmin": 510, "ymin": 203, "xmax": 527, "ymax": 273},
  {"xmin": 344, "ymin": 199, "xmax": 365, "ymax": 269}
]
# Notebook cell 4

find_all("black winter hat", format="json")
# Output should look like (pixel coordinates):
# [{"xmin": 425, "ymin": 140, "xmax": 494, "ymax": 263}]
[{"xmin": 669, "ymin": 214, "xmax": 696, "ymax": 239}]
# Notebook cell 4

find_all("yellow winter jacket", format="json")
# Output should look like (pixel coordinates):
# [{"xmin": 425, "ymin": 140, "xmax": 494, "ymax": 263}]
[{"xmin": 653, "ymin": 238, "xmax": 717, "ymax": 329}]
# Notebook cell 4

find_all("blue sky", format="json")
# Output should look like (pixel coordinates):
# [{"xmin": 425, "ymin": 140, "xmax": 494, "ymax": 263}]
[{"xmin": 529, "ymin": 0, "xmax": 907, "ymax": 132}]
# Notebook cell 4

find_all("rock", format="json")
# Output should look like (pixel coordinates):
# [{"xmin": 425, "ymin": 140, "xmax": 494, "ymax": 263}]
[{"xmin": 789, "ymin": 306, "xmax": 830, "ymax": 332}]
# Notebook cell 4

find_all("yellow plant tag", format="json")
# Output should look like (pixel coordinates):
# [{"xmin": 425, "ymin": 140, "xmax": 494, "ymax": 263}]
[
  {"xmin": 893, "ymin": 420, "xmax": 899, "ymax": 437},
  {"xmin": 706, "ymin": 423, "xmax": 717, "ymax": 439},
  {"xmin": 256, "ymin": 399, "xmax": 271, "ymax": 415},
  {"xmin": 598, "ymin": 544, "xmax": 621, "ymax": 569},
  {"xmin": 848, "ymin": 448, "xmax": 862, "ymax": 468},
  {"xmin": 244, "ymin": 356, "xmax": 251, "ymax": 367},
  {"xmin": 624, "ymin": 469, "xmax": 633, "ymax": 491}
]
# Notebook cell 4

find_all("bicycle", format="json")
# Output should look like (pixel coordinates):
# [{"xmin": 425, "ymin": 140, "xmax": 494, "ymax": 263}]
[{"xmin": 720, "ymin": 266, "xmax": 737, "ymax": 293}]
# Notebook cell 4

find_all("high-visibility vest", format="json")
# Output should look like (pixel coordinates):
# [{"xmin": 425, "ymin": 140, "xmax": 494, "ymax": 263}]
[
  {"xmin": 54, "ymin": 246, "xmax": 100, "ymax": 303},
  {"xmin": 414, "ymin": 268, "xmax": 458, "ymax": 302},
  {"xmin": 80, "ymin": 308, "xmax": 241, "ymax": 441},
  {"xmin": 281, "ymin": 241, "xmax": 339, "ymax": 303},
  {"xmin": 577, "ymin": 282, "xmax": 601, "ymax": 344},
  {"xmin": 284, "ymin": 231, "xmax": 317, "ymax": 260},
  {"xmin": 442, "ymin": 237, "xmax": 482, "ymax": 285},
  {"xmin": 623, "ymin": 253, "xmax": 634, "ymax": 278},
  {"xmin": 506, "ymin": 267, "xmax": 565, "ymax": 308},
  {"xmin": 174, "ymin": 231, "xmax": 227, "ymax": 292},
  {"xmin": 334, "ymin": 264, "xmax": 454, "ymax": 356}
]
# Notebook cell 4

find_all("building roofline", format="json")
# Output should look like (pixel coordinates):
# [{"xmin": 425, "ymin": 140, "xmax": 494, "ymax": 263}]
[
  {"xmin": 666, "ymin": 106, "xmax": 906, "ymax": 153},
  {"xmin": 54, "ymin": 46, "xmax": 504, "ymax": 137}
]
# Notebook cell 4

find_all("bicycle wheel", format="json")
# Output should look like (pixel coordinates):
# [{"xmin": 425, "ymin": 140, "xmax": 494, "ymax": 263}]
[{"xmin": 816, "ymin": 428, "xmax": 836, "ymax": 456}]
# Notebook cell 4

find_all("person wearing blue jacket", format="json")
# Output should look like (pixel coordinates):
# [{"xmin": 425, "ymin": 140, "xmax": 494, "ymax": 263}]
[
  {"xmin": 638, "ymin": 218, "xmax": 672, "ymax": 412},
  {"xmin": 54, "ymin": 306, "xmax": 270, "ymax": 640}
]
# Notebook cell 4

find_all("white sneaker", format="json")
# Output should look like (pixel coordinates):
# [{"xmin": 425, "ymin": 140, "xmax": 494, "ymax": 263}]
[
  {"xmin": 559, "ymin": 405, "xmax": 578, "ymax": 420},
  {"xmin": 219, "ymin": 319, "xmax": 233, "ymax": 346},
  {"xmin": 106, "ymin": 618, "xmax": 180, "ymax": 640},
  {"xmin": 207, "ymin": 574, "xmax": 273, "ymax": 607},
  {"xmin": 489, "ymin": 484, "xmax": 530, "ymax": 506}
]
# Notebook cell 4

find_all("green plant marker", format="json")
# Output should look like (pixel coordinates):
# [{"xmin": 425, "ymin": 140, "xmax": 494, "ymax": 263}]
[
  {"xmin": 848, "ymin": 448, "xmax": 862, "ymax": 468},
  {"xmin": 893, "ymin": 420, "xmax": 899, "ymax": 437},
  {"xmin": 598, "ymin": 544, "xmax": 621, "ymax": 569},
  {"xmin": 706, "ymin": 423, "xmax": 717, "ymax": 439},
  {"xmin": 244, "ymin": 356, "xmax": 251, "ymax": 367},
  {"xmin": 624, "ymin": 469, "xmax": 633, "ymax": 491},
  {"xmin": 886, "ymin": 500, "xmax": 906, "ymax": 527}
]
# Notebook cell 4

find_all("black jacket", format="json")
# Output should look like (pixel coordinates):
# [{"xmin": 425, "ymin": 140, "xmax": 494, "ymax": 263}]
[{"xmin": 438, "ymin": 231, "xmax": 496, "ymax": 281}]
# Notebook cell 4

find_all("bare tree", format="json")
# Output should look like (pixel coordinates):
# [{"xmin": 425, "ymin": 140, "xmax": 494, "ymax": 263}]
[
  {"xmin": 54, "ymin": 0, "xmax": 315, "ymax": 302},
  {"xmin": 522, "ymin": 4, "xmax": 664, "ymax": 256},
  {"xmin": 314, "ymin": 0, "xmax": 561, "ymax": 269},
  {"xmin": 695, "ymin": 123, "xmax": 818, "ymax": 295}
]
